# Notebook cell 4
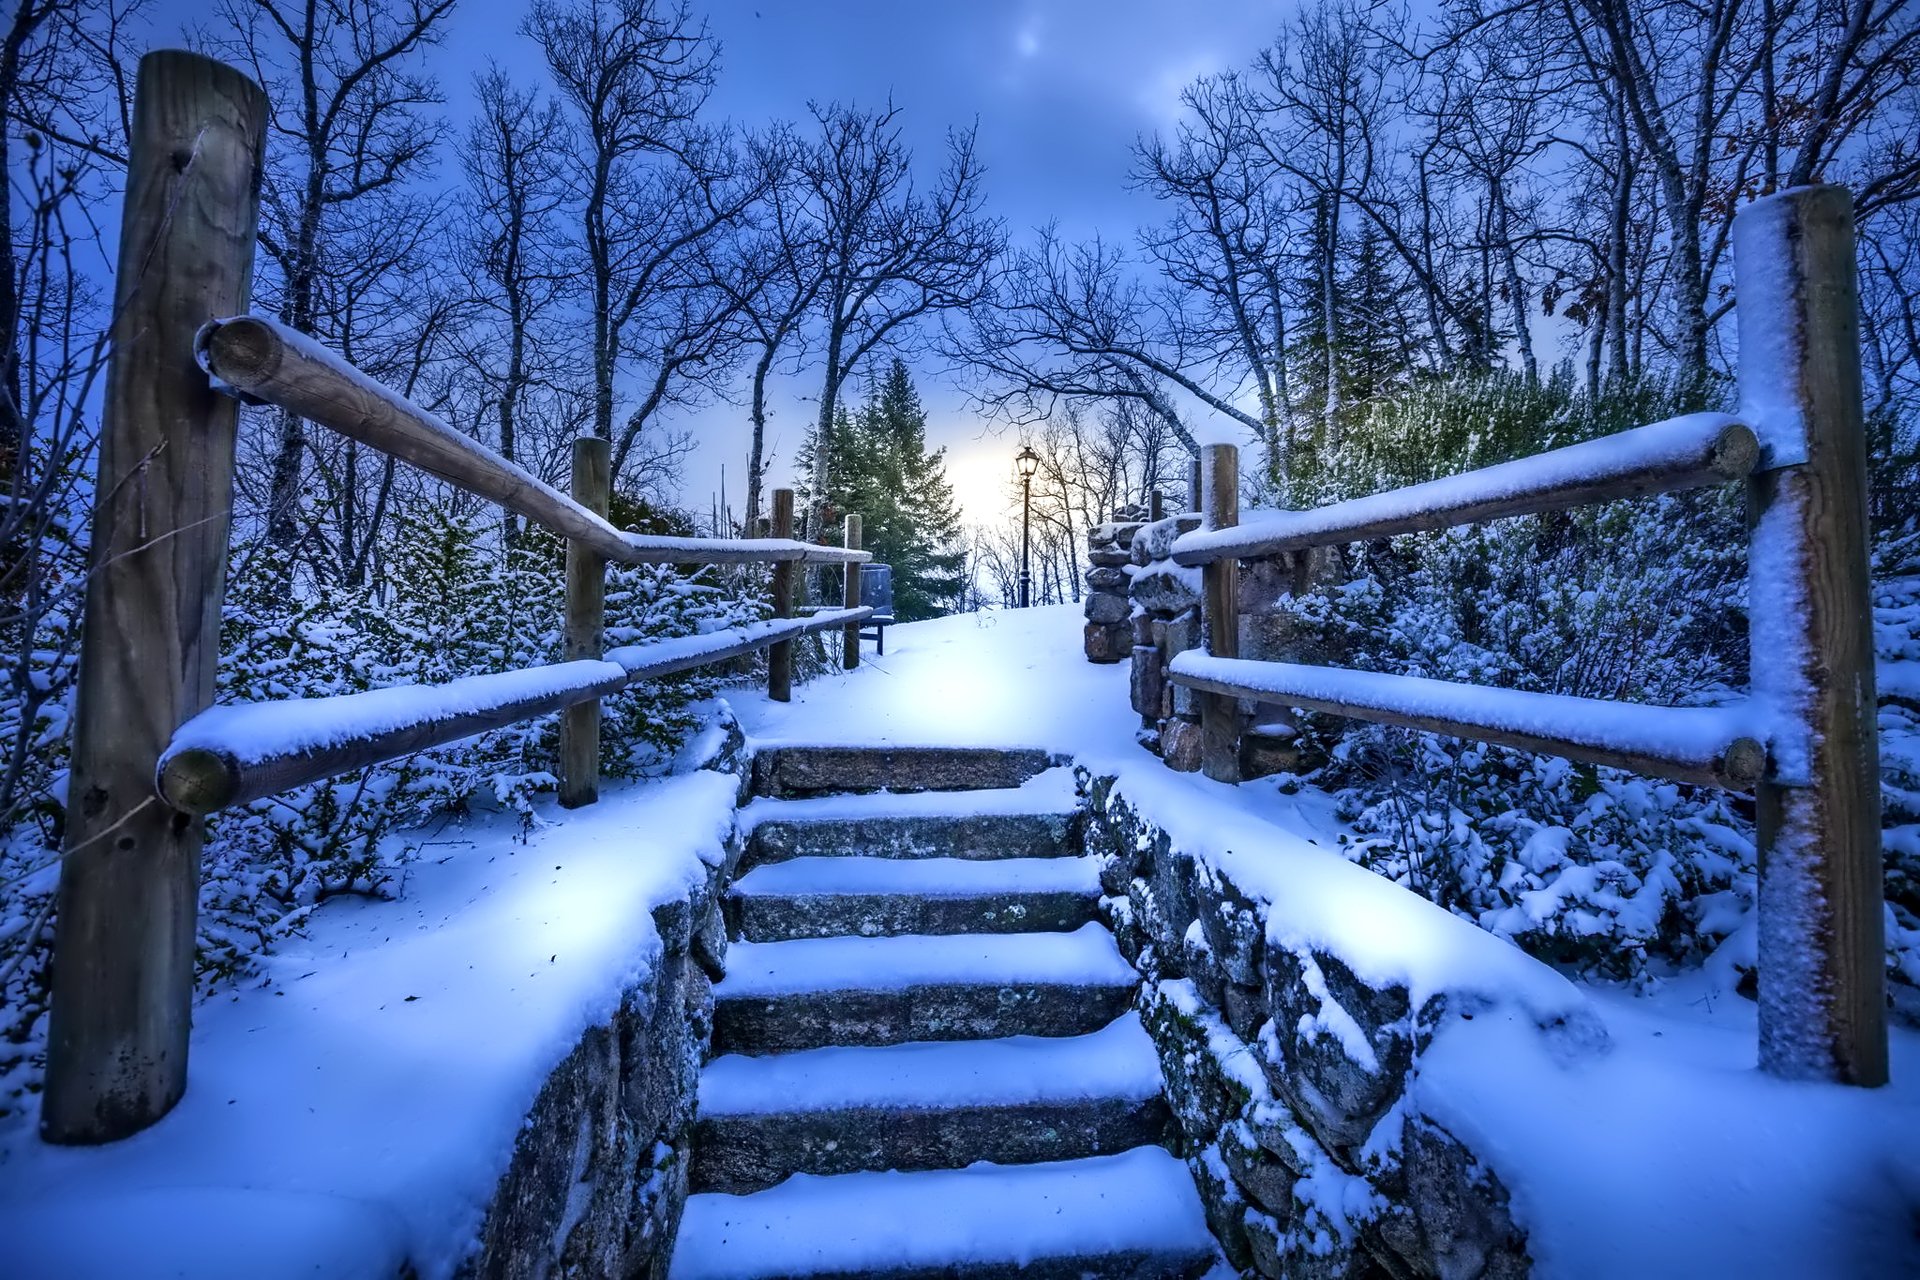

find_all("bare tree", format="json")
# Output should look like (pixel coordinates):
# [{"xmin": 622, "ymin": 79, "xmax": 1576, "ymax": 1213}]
[
  {"xmin": 529, "ymin": 0, "xmax": 762, "ymax": 489},
  {"xmin": 206, "ymin": 0, "xmax": 457, "ymax": 552},
  {"xmin": 794, "ymin": 101, "xmax": 1001, "ymax": 536},
  {"xmin": 462, "ymin": 65, "xmax": 570, "ymax": 539}
]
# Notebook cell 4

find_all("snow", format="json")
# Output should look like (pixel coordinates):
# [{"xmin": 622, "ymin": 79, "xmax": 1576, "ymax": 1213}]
[
  {"xmin": 728, "ymin": 606, "xmax": 1920, "ymax": 1277},
  {"xmin": 163, "ymin": 613, "xmax": 874, "ymax": 778},
  {"xmin": 165, "ymin": 658, "xmax": 629, "ymax": 769},
  {"xmin": 698, "ymin": 1012, "xmax": 1161, "ymax": 1116},
  {"xmin": 0, "ymin": 769, "xmax": 740, "ymax": 1280},
  {"xmin": 1171, "ymin": 411, "xmax": 1750, "ymax": 564},
  {"xmin": 670, "ymin": 1148, "xmax": 1215, "ymax": 1280},
  {"xmin": 1731, "ymin": 190, "xmax": 1811, "ymax": 466},
  {"xmin": 731, "ymin": 854, "xmax": 1100, "ymax": 899},
  {"xmin": 1417, "ymin": 976, "xmax": 1920, "ymax": 1276},
  {"xmin": 715, "ymin": 923, "xmax": 1136, "ymax": 998},
  {"xmin": 1168, "ymin": 651, "xmax": 1762, "ymax": 778},
  {"xmin": 731, "ymin": 606, "xmax": 1143, "ymax": 753},
  {"xmin": 737, "ymin": 764, "xmax": 1080, "ymax": 829}
]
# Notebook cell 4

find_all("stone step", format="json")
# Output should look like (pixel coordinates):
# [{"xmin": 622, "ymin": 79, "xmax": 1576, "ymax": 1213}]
[
  {"xmin": 711, "ymin": 924, "xmax": 1137, "ymax": 1053},
  {"xmin": 750, "ymin": 744, "xmax": 1061, "ymax": 799},
  {"xmin": 670, "ymin": 1147, "xmax": 1218, "ymax": 1280},
  {"xmin": 691, "ymin": 1013, "xmax": 1172, "ymax": 1192},
  {"xmin": 727, "ymin": 855, "xmax": 1102, "ymax": 940},
  {"xmin": 740, "ymin": 771, "xmax": 1082, "ymax": 870}
]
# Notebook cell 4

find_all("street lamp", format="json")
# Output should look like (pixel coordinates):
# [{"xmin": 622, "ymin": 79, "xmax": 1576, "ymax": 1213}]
[{"xmin": 1015, "ymin": 444, "xmax": 1040, "ymax": 608}]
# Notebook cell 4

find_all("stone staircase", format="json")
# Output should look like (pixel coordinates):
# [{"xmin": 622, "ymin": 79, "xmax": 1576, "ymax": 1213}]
[{"xmin": 669, "ymin": 746, "xmax": 1218, "ymax": 1280}]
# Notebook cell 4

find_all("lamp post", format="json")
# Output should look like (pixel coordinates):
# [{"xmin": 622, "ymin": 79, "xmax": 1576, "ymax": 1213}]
[{"xmin": 1015, "ymin": 444, "xmax": 1039, "ymax": 607}]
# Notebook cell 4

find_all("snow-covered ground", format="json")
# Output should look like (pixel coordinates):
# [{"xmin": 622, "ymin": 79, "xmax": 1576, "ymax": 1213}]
[
  {"xmin": 746, "ymin": 606, "xmax": 1920, "ymax": 1277},
  {"xmin": 0, "ymin": 767, "xmax": 740, "ymax": 1279},
  {"xmin": 3, "ymin": 604, "xmax": 1915, "ymax": 1278}
]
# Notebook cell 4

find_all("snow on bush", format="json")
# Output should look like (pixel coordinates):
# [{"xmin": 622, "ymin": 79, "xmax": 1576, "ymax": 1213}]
[
  {"xmin": 0, "ymin": 507, "xmax": 764, "ymax": 1115},
  {"xmin": 1277, "ymin": 372, "xmax": 1918, "ymax": 995}
]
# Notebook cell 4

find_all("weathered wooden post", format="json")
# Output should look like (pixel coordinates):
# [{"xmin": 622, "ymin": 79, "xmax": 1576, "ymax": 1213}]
[
  {"xmin": 559, "ymin": 435, "xmax": 610, "ymax": 808},
  {"xmin": 842, "ymin": 514, "xmax": 863, "ymax": 670},
  {"xmin": 1149, "ymin": 488, "xmax": 1165, "ymax": 522},
  {"xmin": 768, "ymin": 488, "xmax": 796, "ymax": 701},
  {"xmin": 42, "ymin": 51, "xmax": 266, "ymax": 1143},
  {"xmin": 1734, "ymin": 183, "xmax": 1886, "ymax": 1085},
  {"xmin": 1199, "ymin": 443, "xmax": 1243, "ymax": 784}
]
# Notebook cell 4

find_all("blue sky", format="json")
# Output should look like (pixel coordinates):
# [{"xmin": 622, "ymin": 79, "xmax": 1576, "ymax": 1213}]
[{"xmin": 155, "ymin": 1, "xmax": 1292, "ymax": 525}]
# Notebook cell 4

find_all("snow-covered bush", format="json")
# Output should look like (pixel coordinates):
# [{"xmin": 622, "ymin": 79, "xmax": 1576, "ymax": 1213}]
[
  {"xmin": 1278, "ymin": 370, "xmax": 1920, "ymax": 994},
  {"xmin": 0, "ymin": 501, "xmax": 767, "ymax": 1115}
]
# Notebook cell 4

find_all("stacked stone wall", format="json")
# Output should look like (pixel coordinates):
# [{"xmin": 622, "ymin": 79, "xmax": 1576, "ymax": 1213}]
[{"xmin": 1081, "ymin": 771, "xmax": 1533, "ymax": 1280}]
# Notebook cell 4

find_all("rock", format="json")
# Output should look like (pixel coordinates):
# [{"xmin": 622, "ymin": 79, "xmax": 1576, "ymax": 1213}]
[
  {"xmin": 1245, "ymin": 1210, "xmax": 1287, "ymax": 1278},
  {"xmin": 1371, "ymin": 1119, "xmax": 1529, "ymax": 1280},
  {"xmin": 1162, "ymin": 716, "xmax": 1203, "ymax": 771},
  {"xmin": 1196, "ymin": 866, "xmax": 1263, "ymax": 987},
  {"xmin": 1085, "ymin": 565, "xmax": 1127, "ymax": 592},
  {"xmin": 1083, "ymin": 620, "xmax": 1132, "ymax": 663},
  {"xmin": 747, "ymin": 809, "xmax": 1074, "ymax": 868},
  {"xmin": 1084, "ymin": 591, "xmax": 1130, "ymax": 625},
  {"xmin": 1221, "ymin": 1121, "xmax": 1297, "ymax": 1222},
  {"xmin": 1130, "ymin": 645, "xmax": 1165, "ymax": 720},
  {"xmin": 1262, "ymin": 943, "xmax": 1418, "ymax": 1154},
  {"xmin": 1191, "ymin": 1144, "xmax": 1254, "ymax": 1270},
  {"xmin": 1241, "ymin": 734, "xmax": 1304, "ymax": 779},
  {"xmin": 1087, "ymin": 546, "xmax": 1132, "ymax": 567},
  {"xmin": 1133, "ymin": 513, "xmax": 1203, "ymax": 562},
  {"xmin": 1129, "ymin": 564, "xmax": 1203, "ymax": 615},
  {"xmin": 752, "ymin": 745, "xmax": 1056, "ymax": 797}
]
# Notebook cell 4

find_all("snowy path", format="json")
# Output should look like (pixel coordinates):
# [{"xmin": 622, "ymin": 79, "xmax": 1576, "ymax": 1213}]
[{"xmin": 732, "ymin": 606, "xmax": 1920, "ymax": 1279}]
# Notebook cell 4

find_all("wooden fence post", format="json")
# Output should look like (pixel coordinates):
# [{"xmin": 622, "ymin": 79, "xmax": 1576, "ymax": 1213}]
[
  {"xmin": 1734, "ymin": 183, "xmax": 1886, "ymax": 1085},
  {"xmin": 768, "ymin": 488, "xmax": 795, "ymax": 701},
  {"xmin": 1199, "ymin": 443, "xmax": 1243, "ymax": 784},
  {"xmin": 42, "ymin": 51, "xmax": 266, "ymax": 1144},
  {"xmin": 842, "ymin": 514, "xmax": 863, "ymax": 669},
  {"xmin": 559, "ymin": 435, "xmax": 610, "ymax": 809}
]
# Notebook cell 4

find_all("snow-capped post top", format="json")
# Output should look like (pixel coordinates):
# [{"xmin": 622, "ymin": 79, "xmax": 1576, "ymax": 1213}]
[{"xmin": 1732, "ymin": 184, "xmax": 1858, "ymax": 469}]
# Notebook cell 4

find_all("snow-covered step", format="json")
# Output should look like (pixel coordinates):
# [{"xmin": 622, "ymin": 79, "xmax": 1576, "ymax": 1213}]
[
  {"xmin": 740, "ymin": 768, "xmax": 1084, "ymax": 869},
  {"xmin": 727, "ymin": 854, "xmax": 1102, "ymax": 940},
  {"xmin": 692, "ymin": 1013, "xmax": 1172, "ymax": 1192},
  {"xmin": 670, "ymin": 1147, "xmax": 1218, "ymax": 1280},
  {"xmin": 750, "ymin": 744, "xmax": 1061, "ymax": 798},
  {"xmin": 711, "ymin": 924, "xmax": 1137, "ymax": 1052}
]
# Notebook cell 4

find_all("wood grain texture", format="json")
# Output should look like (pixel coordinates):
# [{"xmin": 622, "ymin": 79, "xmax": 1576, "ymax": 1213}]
[
  {"xmin": 559, "ymin": 436, "xmax": 610, "ymax": 809},
  {"xmin": 1737, "ymin": 185, "xmax": 1887, "ymax": 1085},
  {"xmin": 768, "ymin": 489, "xmax": 795, "ymax": 702},
  {"xmin": 43, "ymin": 51, "xmax": 266, "ymax": 1144},
  {"xmin": 1198, "ymin": 443, "xmax": 1243, "ymax": 784}
]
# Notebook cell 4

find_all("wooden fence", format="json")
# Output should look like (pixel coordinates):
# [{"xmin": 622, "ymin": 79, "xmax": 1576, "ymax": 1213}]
[
  {"xmin": 1168, "ymin": 183, "xmax": 1885, "ymax": 1089},
  {"xmin": 41, "ymin": 51, "xmax": 870, "ymax": 1144}
]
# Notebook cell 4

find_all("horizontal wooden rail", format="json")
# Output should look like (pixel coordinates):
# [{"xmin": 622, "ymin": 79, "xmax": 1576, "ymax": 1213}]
[
  {"xmin": 196, "ymin": 315, "xmax": 869, "ymax": 567},
  {"xmin": 157, "ymin": 608, "xmax": 872, "ymax": 815},
  {"xmin": 1166, "ymin": 652, "xmax": 1765, "ymax": 790},
  {"xmin": 1171, "ymin": 412, "xmax": 1758, "ymax": 567}
]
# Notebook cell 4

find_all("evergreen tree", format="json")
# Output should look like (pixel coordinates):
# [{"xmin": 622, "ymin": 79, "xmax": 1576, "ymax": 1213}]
[{"xmin": 803, "ymin": 359, "xmax": 967, "ymax": 621}]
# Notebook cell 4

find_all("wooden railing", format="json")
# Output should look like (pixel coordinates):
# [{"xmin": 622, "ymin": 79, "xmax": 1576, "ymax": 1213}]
[
  {"xmin": 1169, "ymin": 184, "xmax": 1884, "ymax": 1089},
  {"xmin": 41, "ymin": 51, "xmax": 870, "ymax": 1144}
]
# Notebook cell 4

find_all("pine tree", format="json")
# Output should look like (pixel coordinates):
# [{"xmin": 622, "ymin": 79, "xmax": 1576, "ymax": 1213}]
[{"xmin": 819, "ymin": 360, "xmax": 968, "ymax": 622}]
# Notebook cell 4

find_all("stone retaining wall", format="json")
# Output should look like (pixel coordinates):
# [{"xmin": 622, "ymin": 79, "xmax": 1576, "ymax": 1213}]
[
  {"xmin": 461, "ymin": 732, "xmax": 747, "ymax": 1279},
  {"xmin": 1080, "ymin": 771, "xmax": 1532, "ymax": 1280}
]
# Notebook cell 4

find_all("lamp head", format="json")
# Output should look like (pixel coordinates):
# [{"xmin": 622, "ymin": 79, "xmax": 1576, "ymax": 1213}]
[{"xmin": 1014, "ymin": 444, "xmax": 1040, "ymax": 480}]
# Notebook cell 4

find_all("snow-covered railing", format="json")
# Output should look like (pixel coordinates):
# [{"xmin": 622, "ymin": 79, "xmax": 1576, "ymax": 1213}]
[
  {"xmin": 158, "ymin": 609, "xmax": 870, "ymax": 815},
  {"xmin": 1170, "ymin": 412, "xmax": 1758, "ymax": 567},
  {"xmin": 42, "ymin": 52, "xmax": 878, "ymax": 1146},
  {"xmin": 1169, "ymin": 654, "xmax": 1764, "ymax": 790},
  {"xmin": 1169, "ymin": 184, "xmax": 1885, "ymax": 1091}
]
